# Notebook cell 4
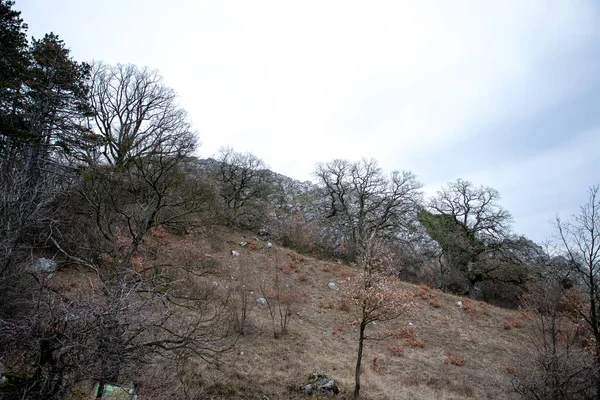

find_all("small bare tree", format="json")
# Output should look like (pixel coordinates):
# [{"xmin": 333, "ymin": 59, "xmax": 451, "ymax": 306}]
[
  {"xmin": 344, "ymin": 241, "xmax": 413, "ymax": 399},
  {"xmin": 554, "ymin": 185, "xmax": 600, "ymax": 395},
  {"xmin": 514, "ymin": 277, "xmax": 596, "ymax": 400}
]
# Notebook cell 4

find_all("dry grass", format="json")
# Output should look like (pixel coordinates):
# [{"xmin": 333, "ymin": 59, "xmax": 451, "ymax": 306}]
[{"xmin": 52, "ymin": 226, "xmax": 531, "ymax": 399}]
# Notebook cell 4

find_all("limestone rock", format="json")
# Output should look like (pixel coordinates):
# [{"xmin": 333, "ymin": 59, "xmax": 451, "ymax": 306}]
[{"xmin": 304, "ymin": 372, "xmax": 340, "ymax": 397}]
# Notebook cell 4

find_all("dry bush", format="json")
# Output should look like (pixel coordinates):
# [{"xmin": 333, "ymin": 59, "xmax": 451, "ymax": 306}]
[
  {"xmin": 390, "ymin": 326, "xmax": 417, "ymax": 340},
  {"xmin": 339, "ymin": 297, "xmax": 351, "ymax": 312},
  {"xmin": 322, "ymin": 264, "xmax": 330, "ymax": 272},
  {"xmin": 406, "ymin": 338, "xmax": 425, "ymax": 348},
  {"xmin": 371, "ymin": 357, "xmax": 381, "ymax": 373},
  {"xmin": 258, "ymin": 255, "xmax": 306, "ymax": 338},
  {"xmin": 444, "ymin": 352, "xmax": 465, "ymax": 367},
  {"xmin": 339, "ymin": 269, "xmax": 356, "ymax": 279},
  {"xmin": 297, "ymin": 273, "xmax": 307, "ymax": 282},
  {"xmin": 288, "ymin": 251, "xmax": 304, "ymax": 263},
  {"xmin": 332, "ymin": 324, "xmax": 346, "ymax": 335},
  {"xmin": 224, "ymin": 259, "xmax": 258, "ymax": 335},
  {"xmin": 505, "ymin": 365, "xmax": 517, "ymax": 375},
  {"xmin": 414, "ymin": 284, "xmax": 432, "ymax": 300},
  {"xmin": 386, "ymin": 345, "xmax": 405, "ymax": 357},
  {"xmin": 503, "ymin": 314, "xmax": 523, "ymax": 330},
  {"xmin": 429, "ymin": 298, "xmax": 441, "ymax": 308},
  {"xmin": 318, "ymin": 301, "xmax": 334, "ymax": 309},
  {"xmin": 281, "ymin": 263, "xmax": 297, "ymax": 274},
  {"xmin": 513, "ymin": 279, "xmax": 597, "ymax": 400},
  {"xmin": 460, "ymin": 298, "xmax": 490, "ymax": 319}
]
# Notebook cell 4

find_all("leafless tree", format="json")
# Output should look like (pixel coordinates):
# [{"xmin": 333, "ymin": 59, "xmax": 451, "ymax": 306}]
[
  {"xmin": 555, "ymin": 185, "xmax": 600, "ymax": 395},
  {"xmin": 77, "ymin": 63, "xmax": 202, "ymax": 271},
  {"xmin": 514, "ymin": 277, "xmax": 596, "ymax": 400},
  {"xmin": 314, "ymin": 158, "xmax": 422, "ymax": 262},
  {"xmin": 87, "ymin": 63, "xmax": 195, "ymax": 167},
  {"xmin": 215, "ymin": 146, "xmax": 269, "ymax": 228},
  {"xmin": 343, "ymin": 239, "xmax": 412, "ymax": 399},
  {"xmin": 0, "ymin": 251, "xmax": 233, "ymax": 399},
  {"xmin": 429, "ymin": 178, "xmax": 512, "ymax": 241},
  {"xmin": 420, "ymin": 179, "xmax": 523, "ymax": 296}
]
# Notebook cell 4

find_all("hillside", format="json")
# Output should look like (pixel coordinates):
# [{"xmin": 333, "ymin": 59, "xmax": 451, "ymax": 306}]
[{"xmin": 45, "ymin": 225, "xmax": 531, "ymax": 399}]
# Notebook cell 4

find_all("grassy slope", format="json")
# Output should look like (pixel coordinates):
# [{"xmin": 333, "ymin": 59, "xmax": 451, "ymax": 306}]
[{"xmin": 52, "ymin": 226, "xmax": 531, "ymax": 399}]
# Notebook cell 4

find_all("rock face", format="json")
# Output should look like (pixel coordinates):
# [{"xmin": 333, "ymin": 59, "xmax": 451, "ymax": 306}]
[{"xmin": 303, "ymin": 372, "xmax": 340, "ymax": 397}]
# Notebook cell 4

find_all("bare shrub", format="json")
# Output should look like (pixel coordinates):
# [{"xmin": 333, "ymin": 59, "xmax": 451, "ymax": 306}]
[
  {"xmin": 386, "ymin": 345, "xmax": 405, "ymax": 357},
  {"xmin": 513, "ymin": 278, "xmax": 596, "ymax": 400},
  {"xmin": 259, "ymin": 255, "xmax": 304, "ymax": 339},
  {"xmin": 444, "ymin": 353, "xmax": 465, "ymax": 367}
]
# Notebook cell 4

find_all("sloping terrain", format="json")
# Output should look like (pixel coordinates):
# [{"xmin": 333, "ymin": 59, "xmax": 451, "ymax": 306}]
[{"xmin": 48, "ymin": 225, "xmax": 531, "ymax": 399}]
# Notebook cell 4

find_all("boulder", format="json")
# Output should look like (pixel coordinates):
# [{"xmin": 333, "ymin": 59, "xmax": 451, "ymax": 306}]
[
  {"xmin": 304, "ymin": 372, "xmax": 340, "ymax": 397},
  {"xmin": 36, "ymin": 258, "xmax": 57, "ymax": 273}
]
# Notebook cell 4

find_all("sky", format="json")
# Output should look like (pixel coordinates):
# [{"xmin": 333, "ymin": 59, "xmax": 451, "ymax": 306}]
[{"xmin": 17, "ymin": 0, "xmax": 600, "ymax": 243}]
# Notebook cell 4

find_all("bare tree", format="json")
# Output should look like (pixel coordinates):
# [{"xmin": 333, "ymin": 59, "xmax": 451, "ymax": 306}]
[
  {"xmin": 87, "ymin": 63, "xmax": 195, "ymax": 167},
  {"xmin": 0, "ymin": 249, "xmax": 233, "ymax": 399},
  {"xmin": 215, "ymin": 146, "xmax": 269, "ymax": 228},
  {"xmin": 78, "ymin": 63, "xmax": 202, "ymax": 271},
  {"xmin": 315, "ymin": 158, "xmax": 422, "ymax": 261},
  {"xmin": 555, "ymin": 185, "xmax": 600, "ymax": 395},
  {"xmin": 514, "ymin": 277, "xmax": 596, "ymax": 400},
  {"xmin": 420, "ymin": 179, "xmax": 521, "ymax": 296},
  {"xmin": 343, "ymin": 240, "xmax": 412, "ymax": 399}
]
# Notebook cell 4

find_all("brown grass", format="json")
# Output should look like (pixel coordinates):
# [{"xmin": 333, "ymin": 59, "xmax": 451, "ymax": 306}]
[{"xmin": 51, "ymin": 226, "xmax": 532, "ymax": 399}]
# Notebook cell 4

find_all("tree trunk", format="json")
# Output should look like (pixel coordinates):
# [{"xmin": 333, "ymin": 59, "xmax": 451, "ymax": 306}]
[
  {"xmin": 354, "ymin": 319, "xmax": 367, "ymax": 399},
  {"xmin": 96, "ymin": 380, "xmax": 105, "ymax": 399}
]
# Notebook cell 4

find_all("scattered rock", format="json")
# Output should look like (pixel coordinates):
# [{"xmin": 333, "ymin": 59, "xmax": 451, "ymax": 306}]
[
  {"xmin": 231, "ymin": 250, "xmax": 240, "ymax": 257},
  {"xmin": 457, "ymin": 301, "xmax": 463, "ymax": 308},
  {"xmin": 266, "ymin": 242, "xmax": 273, "ymax": 249},
  {"xmin": 327, "ymin": 282, "xmax": 336, "ymax": 289},
  {"xmin": 239, "ymin": 241, "xmax": 248, "ymax": 247},
  {"xmin": 256, "ymin": 297, "xmax": 267, "ymax": 305},
  {"xmin": 35, "ymin": 258, "xmax": 57, "ymax": 273},
  {"xmin": 303, "ymin": 372, "xmax": 340, "ymax": 397},
  {"xmin": 408, "ymin": 322, "xmax": 414, "ymax": 327}
]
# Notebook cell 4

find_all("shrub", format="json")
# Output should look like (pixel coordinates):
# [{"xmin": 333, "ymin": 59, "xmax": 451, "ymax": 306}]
[
  {"xmin": 386, "ymin": 345, "xmax": 404, "ymax": 357},
  {"xmin": 406, "ymin": 338, "xmax": 425, "ymax": 348},
  {"xmin": 339, "ymin": 297, "xmax": 351, "ymax": 312},
  {"xmin": 429, "ymin": 298, "xmax": 441, "ymax": 308},
  {"xmin": 318, "ymin": 301, "xmax": 334, "ymax": 309},
  {"xmin": 444, "ymin": 353, "xmax": 465, "ymax": 367}
]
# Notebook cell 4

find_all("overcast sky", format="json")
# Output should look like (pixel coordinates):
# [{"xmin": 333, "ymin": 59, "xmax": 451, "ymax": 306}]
[{"xmin": 17, "ymin": 0, "xmax": 600, "ymax": 243}]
